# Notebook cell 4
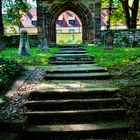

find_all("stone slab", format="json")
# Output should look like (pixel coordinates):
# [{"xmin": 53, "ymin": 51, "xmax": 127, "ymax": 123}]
[
  {"xmin": 45, "ymin": 72, "xmax": 110, "ymax": 80},
  {"xmin": 48, "ymin": 66, "xmax": 108, "ymax": 73},
  {"xmin": 49, "ymin": 60, "xmax": 94, "ymax": 65}
]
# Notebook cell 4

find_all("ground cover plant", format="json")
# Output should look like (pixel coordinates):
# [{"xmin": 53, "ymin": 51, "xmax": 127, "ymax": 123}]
[{"xmin": 0, "ymin": 58, "xmax": 23, "ymax": 97}]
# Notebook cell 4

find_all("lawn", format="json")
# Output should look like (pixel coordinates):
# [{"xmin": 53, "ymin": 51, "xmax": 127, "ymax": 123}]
[
  {"xmin": 0, "ymin": 47, "xmax": 59, "ymax": 66},
  {"xmin": 84, "ymin": 45, "xmax": 140, "ymax": 67},
  {"xmin": 1, "ymin": 45, "xmax": 140, "ymax": 67}
]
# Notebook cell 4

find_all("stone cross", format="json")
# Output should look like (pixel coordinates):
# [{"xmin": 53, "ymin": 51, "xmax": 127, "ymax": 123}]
[
  {"xmin": 104, "ymin": 31, "xmax": 114, "ymax": 49},
  {"xmin": 18, "ymin": 30, "xmax": 30, "ymax": 56}
]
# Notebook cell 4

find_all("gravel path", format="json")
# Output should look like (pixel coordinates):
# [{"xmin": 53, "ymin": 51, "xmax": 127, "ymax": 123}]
[{"xmin": 1, "ymin": 68, "xmax": 46, "ymax": 122}]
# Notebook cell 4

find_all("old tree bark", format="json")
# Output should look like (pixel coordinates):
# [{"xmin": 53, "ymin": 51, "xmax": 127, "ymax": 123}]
[{"xmin": 120, "ymin": 0, "xmax": 139, "ymax": 29}]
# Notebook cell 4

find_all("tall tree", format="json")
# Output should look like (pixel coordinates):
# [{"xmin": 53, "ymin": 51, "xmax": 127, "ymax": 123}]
[
  {"xmin": 0, "ymin": 0, "xmax": 31, "ymax": 38},
  {"xmin": 4, "ymin": 0, "xmax": 31, "ymax": 26},
  {"xmin": 119, "ymin": 0, "xmax": 139, "ymax": 29}
]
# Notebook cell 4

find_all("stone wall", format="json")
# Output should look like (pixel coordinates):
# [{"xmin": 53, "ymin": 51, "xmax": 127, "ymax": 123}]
[
  {"xmin": 4, "ymin": 35, "xmax": 38, "ymax": 47},
  {"xmin": 101, "ymin": 30, "xmax": 140, "ymax": 46},
  {"xmin": 5, "ymin": 29, "xmax": 140, "ymax": 47}
]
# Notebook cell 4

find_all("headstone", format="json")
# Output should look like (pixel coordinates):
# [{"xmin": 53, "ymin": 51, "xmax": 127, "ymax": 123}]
[
  {"xmin": 129, "ymin": 33, "xmax": 138, "ymax": 47},
  {"xmin": 41, "ymin": 35, "xmax": 49, "ymax": 51},
  {"xmin": 104, "ymin": 31, "xmax": 114, "ymax": 49},
  {"xmin": 18, "ymin": 30, "xmax": 30, "ymax": 56}
]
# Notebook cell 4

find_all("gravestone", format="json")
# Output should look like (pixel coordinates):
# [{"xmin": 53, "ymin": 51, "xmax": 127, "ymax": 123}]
[
  {"xmin": 104, "ymin": 31, "xmax": 114, "ymax": 49},
  {"xmin": 129, "ymin": 33, "xmax": 138, "ymax": 47},
  {"xmin": 18, "ymin": 30, "xmax": 30, "ymax": 56},
  {"xmin": 41, "ymin": 35, "xmax": 49, "ymax": 51}
]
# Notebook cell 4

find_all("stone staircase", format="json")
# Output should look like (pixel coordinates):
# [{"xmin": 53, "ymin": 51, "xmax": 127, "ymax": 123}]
[
  {"xmin": 23, "ymin": 45, "xmax": 130, "ymax": 139},
  {"xmin": 49, "ymin": 46, "xmax": 94, "ymax": 65}
]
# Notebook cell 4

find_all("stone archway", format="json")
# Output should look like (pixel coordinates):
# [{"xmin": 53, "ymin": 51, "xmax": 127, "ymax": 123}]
[{"xmin": 37, "ymin": 0, "xmax": 101, "ymax": 46}]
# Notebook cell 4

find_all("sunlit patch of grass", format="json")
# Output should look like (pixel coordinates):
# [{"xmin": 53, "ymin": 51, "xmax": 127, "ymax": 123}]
[
  {"xmin": 0, "ymin": 47, "xmax": 59, "ymax": 66},
  {"xmin": 84, "ymin": 45, "xmax": 140, "ymax": 67}
]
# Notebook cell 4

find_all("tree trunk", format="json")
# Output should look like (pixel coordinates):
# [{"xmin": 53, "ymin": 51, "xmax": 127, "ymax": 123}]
[
  {"xmin": 0, "ymin": 0, "xmax": 4, "ymax": 41},
  {"xmin": 121, "ymin": 0, "xmax": 131, "ymax": 29},
  {"xmin": 121, "ymin": 0, "xmax": 139, "ymax": 29},
  {"xmin": 130, "ymin": 0, "xmax": 139, "ymax": 29}
]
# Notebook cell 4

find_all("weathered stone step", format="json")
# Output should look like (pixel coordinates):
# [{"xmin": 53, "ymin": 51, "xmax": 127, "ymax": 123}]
[
  {"xmin": 26, "ymin": 109, "xmax": 126, "ymax": 124},
  {"xmin": 23, "ymin": 122, "xmax": 130, "ymax": 139},
  {"xmin": 56, "ymin": 50, "xmax": 87, "ymax": 54},
  {"xmin": 47, "ymin": 66, "xmax": 108, "ymax": 73},
  {"xmin": 60, "ymin": 48, "xmax": 86, "ymax": 51},
  {"xmin": 50, "ymin": 54, "xmax": 93, "ymax": 61},
  {"xmin": 59, "ymin": 45, "xmax": 82, "ymax": 48},
  {"xmin": 50, "ymin": 57, "xmax": 92, "ymax": 61},
  {"xmin": 29, "ymin": 88, "xmax": 119, "ymax": 100},
  {"xmin": 49, "ymin": 60, "xmax": 94, "ymax": 65},
  {"xmin": 53, "ymin": 54, "xmax": 90, "ymax": 57},
  {"xmin": 45, "ymin": 72, "xmax": 110, "ymax": 80},
  {"xmin": 26, "ymin": 98, "xmax": 122, "ymax": 111}
]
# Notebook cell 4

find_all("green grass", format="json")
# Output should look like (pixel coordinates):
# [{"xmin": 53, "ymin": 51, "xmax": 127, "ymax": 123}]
[
  {"xmin": 84, "ymin": 45, "xmax": 140, "ymax": 67},
  {"xmin": 1, "ymin": 45, "xmax": 140, "ymax": 67},
  {"xmin": 0, "ymin": 47, "xmax": 59, "ymax": 66}
]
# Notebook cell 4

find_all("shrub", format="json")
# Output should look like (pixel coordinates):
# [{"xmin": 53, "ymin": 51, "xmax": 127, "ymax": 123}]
[{"xmin": 0, "ymin": 58, "xmax": 23, "ymax": 92}]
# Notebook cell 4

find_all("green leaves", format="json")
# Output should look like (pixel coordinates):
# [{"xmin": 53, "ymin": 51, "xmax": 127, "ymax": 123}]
[
  {"xmin": 3, "ymin": 0, "xmax": 31, "ymax": 26},
  {"xmin": 0, "ymin": 58, "xmax": 23, "ymax": 91}
]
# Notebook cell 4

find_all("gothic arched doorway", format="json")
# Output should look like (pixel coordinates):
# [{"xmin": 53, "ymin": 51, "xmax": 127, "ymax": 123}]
[{"xmin": 37, "ymin": 1, "xmax": 101, "ymax": 46}]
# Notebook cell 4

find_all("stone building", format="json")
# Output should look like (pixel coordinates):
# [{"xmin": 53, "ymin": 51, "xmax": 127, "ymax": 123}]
[{"xmin": 36, "ymin": 0, "xmax": 101, "ymax": 46}]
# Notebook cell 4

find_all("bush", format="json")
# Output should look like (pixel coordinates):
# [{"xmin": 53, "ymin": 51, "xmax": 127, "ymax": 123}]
[{"xmin": 0, "ymin": 58, "xmax": 23, "ymax": 92}]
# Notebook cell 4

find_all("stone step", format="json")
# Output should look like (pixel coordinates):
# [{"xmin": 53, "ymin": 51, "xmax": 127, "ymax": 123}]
[
  {"xmin": 26, "ymin": 98, "xmax": 122, "ymax": 111},
  {"xmin": 45, "ymin": 72, "xmax": 110, "ymax": 80},
  {"xmin": 59, "ymin": 45, "xmax": 82, "ymax": 48},
  {"xmin": 26, "ymin": 109, "xmax": 126, "ymax": 124},
  {"xmin": 50, "ymin": 54, "xmax": 93, "ymax": 61},
  {"xmin": 47, "ymin": 66, "xmax": 108, "ymax": 73},
  {"xmin": 56, "ymin": 51, "xmax": 87, "ymax": 54},
  {"xmin": 29, "ymin": 88, "xmax": 119, "ymax": 100},
  {"xmin": 53, "ymin": 54, "xmax": 90, "ymax": 57},
  {"xmin": 23, "ymin": 122, "xmax": 130, "ymax": 139},
  {"xmin": 49, "ymin": 60, "xmax": 94, "ymax": 65},
  {"xmin": 50, "ymin": 57, "xmax": 92, "ymax": 61},
  {"xmin": 60, "ymin": 48, "xmax": 86, "ymax": 51}
]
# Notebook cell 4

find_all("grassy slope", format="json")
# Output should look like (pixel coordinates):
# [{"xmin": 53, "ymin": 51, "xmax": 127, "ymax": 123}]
[
  {"xmin": 0, "ymin": 47, "xmax": 59, "ymax": 66},
  {"xmin": 85, "ymin": 45, "xmax": 140, "ymax": 67}
]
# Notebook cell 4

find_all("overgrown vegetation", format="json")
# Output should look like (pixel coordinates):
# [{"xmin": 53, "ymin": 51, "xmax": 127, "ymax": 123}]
[
  {"xmin": 84, "ymin": 44, "xmax": 140, "ymax": 67},
  {"xmin": 0, "ymin": 58, "xmax": 23, "ymax": 97},
  {"xmin": 0, "ymin": 47, "xmax": 59, "ymax": 66}
]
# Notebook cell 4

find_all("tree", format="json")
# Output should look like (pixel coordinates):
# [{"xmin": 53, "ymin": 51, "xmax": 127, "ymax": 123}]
[
  {"xmin": 0, "ymin": 0, "xmax": 31, "ymax": 38},
  {"xmin": 0, "ymin": 0, "xmax": 4, "ymax": 41},
  {"xmin": 102, "ymin": 0, "xmax": 139, "ymax": 29},
  {"xmin": 120, "ymin": 0, "xmax": 139, "ymax": 29},
  {"xmin": 3, "ymin": 0, "xmax": 31, "ymax": 27}
]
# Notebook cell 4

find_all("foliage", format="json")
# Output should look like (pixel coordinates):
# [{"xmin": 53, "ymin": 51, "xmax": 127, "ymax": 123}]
[
  {"xmin": 102, "ymin": 0, "xmax": 140, "ymax": 28},
  {"xmin": 84, "ymin": 44, "xmax": 140, "ymax": 67},
  {"xmin": 0, "ymin": 47, "xmax": 59, "ymax": 66},
  {"xmin": 2, "ymin": 0, "xmax": 31, "ymax": 27},
  {"xmin": 0, "ymin": 57, "xmax": 23, "ymax": 93}
]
